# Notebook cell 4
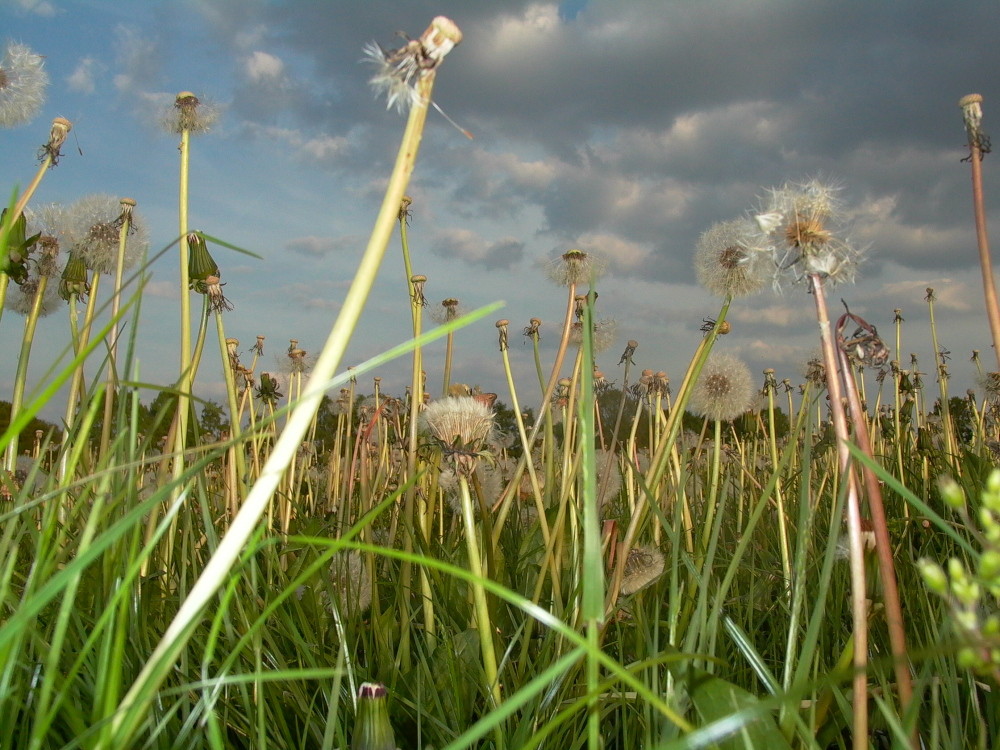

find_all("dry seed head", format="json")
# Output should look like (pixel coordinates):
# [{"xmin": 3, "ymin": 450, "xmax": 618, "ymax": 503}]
[
  {"xmin": 163, "ymin": 91, "xmax": 218, "ymax": 134},
  {"xmin": 547, "ymin": 248, "xmax": 607, "ymax": 287},
  {"xmin": 39, "ymin": 117, "xmax": 72, "ymax": 164},
  {"xmin": 67, "ymin": 194, "xmax": 148, "ymax": 274},
  {"xmin": 0, "ymin": 42, "xmax": 48, "ymax": 128},
  {"xmin": 694, "ymin": 217, "xmax": 770, "ymax": 298},
  {"xmin": 364, "ymin": 17, "xmax": 462, "ymax": 113},
  {"xmin": 959, "ymin": 93, "xmax": 984, "ymax": 135},
  {"xmin": 328, "ymin": 550, "xmax": 372, "ymax": 615},
  {"xmin": 571, "ymin": 317, "xmax": 617, "ymax": 353},
  {"xmin": 756, "ymin": 179, "xmax": 861, "ymax": 287},
  {"xmin": 423, "ymin": 396, "xmax": 494, "ymax": 454},
  {"xmin": 621, "ymin": 546, "xmax": 666, "ymax": 595},
  {"xmin": 690, "ymin": 352, "xmax": 754, "ymax": 422},
  {"xmin": 431, "ymin": 297, "xmax": 463, "ymax": 324},
  {"xmin": 4, "ymin": 271, "xmax": 61, "ymax": 316}
]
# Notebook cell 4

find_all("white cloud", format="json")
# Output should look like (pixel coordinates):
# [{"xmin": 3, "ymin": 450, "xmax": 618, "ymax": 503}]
[
  {"xmin": 286, "ymin": 235, "xmax": 361, "ymax": 257},
  {"xmin": 575, "ymin": 232, "xmax": 649, "ymax": 271},
  {"xmin": 431, "ymin": 228, "xmax": 525, "ymax": 269},
  {"xmin": 67, "ymin": 57, "xmax": 98, "ymax": 94},
  {"xmin": 14, "ymin": 0, "xmax": 55, "ymax": 16},
  {"xmin": 113, "ymin": 24, "xmax": 162, "ymax": 95},
  {"xmin": 878, "ymin": 279, "xmax": 974, "ymax": 312},
  {"xmin": 144, "ymin": 280, "xmax": 178, "ymax": 299},
  {"xmin": 245, "ymin": 124, "xmax": 349, "ymax": 164},
  {"xmin": 731, "ymin": 304, "xmax": 800, "ymax": 327},
  {"xmin": 245, "ymin": 50, "xmax": 284, "ymax": 82}
]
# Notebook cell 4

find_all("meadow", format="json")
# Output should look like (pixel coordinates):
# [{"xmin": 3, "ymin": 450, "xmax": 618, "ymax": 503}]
[{"xmin": 2, "ymin": 18, "xmax": 999, "ymax": 750}]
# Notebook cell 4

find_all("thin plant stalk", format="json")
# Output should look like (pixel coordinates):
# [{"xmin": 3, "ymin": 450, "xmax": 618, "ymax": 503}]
[
  {"xmin": 107, "ymin": 22, "xmax": 460, "ymax": 744},
  {"xmin": 457, "ymin": 475, "xmax": 503, "ymax": 721},
  {"xmin": 4, "ymin": 275, "xmax": 51, "ymax": 472},
  {"xmin": 764, "ymin": 370, "xmax": 792, "ymax": 590},
  {"xmin": 608, "ymin": 297, "xmax": 731, "ymax": 610},
  {"xmin": 811, "ymin": 273, "xmax": 869, "ymax": 750},
  {"xmin": 99, "ymin": 206, "xmax": 136, "ymax": 457},
  {"xmin": 835, "ymin": 342, "xmax": 916, "ymax": 745},
  {"xmin": 496, "ymin": 320, "xmax": 548, "ymax": 543},
  {"xmin": 960, "ymin": 94, "xmax": 1000, "ymax": 368}
]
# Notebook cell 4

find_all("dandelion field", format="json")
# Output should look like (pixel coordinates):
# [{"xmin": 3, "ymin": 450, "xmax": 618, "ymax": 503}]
[{"xmin": 3, "ymin": 17, "xmax": 1000, "ymax": 750}]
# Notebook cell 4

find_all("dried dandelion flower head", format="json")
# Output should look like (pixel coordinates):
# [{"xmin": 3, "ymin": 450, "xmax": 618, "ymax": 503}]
[
  {"xmin": 66, "ymin": 194, "xmax": 148, "ymax": 274},
  {"xmin": 570, "ymin": 317, "xmax": 618, "ymax": 354},
  {"xmin": 423, "ymin": 395, "xmax": 495, "ymax": 474},
  {"xmin": 959, "ymin": 93, "xmax": 985, "ymax": 144},
  {"xmin": 431, "ymin": 297, "xmax": 463, "ymax": 324},
  {"xmin": 4, "ymin": 272, "xmax": 60, "ymax": 316},
  {"xmin": 364, "ymin": 16, "xmax": 463, "ymax": 113},
  {"xmin": 595, "ymin": 449, "xmax": 622, "ymax": 509},
  {"xmin": 755, "ymin": 179, "xmax": 861, "ymax": 288},
  {"xmin": 804, "ymin": 356, "xmax": 827, "ymax": 388},
  {"xmin": 162, "ymin": 91, "xmax": 218, "ymax": 135},
  {"xmin": 38, "ymin": 116, "xmax": 72, "ymax": 165},
  {"xmin": 695, "ymin": 217, "xmax": 770, "ymax": 298},
  {"xmin": 690, "ymin": 352, "xmax": 754, "ymax": 422},
  {"xmin": 328, "ymin": 550, "xmax": 372, "ymax": 615},
  {"xmin": 0, "ymin": 42, "xmax": 48, "ymax": 128},
  {"xmin": 620, "ymin": 546, "xmax": 666, "ymax": 595},
  {"xmin": 546, "ymin": 248, "xmax": 607, "ymax": 288},
  {"xmin": 979, "ymin": 372, "xmax": 1000, "ymax": 400},
  {"xmin": 7, "ymin": 205, "xmax": 65, "ymax": 315}
]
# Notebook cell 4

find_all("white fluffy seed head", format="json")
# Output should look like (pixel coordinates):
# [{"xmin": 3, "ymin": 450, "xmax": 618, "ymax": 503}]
[
  {"xmin": 694, "ymin": 217, "xmax": 770, "ymax": 298},
  {"xmin": 690, "ymin": 352, "xmax": 754, "ymax": 422},
  {"xmin": 0, "ymin": 42, "xmax": 48, "ymax": 128}
]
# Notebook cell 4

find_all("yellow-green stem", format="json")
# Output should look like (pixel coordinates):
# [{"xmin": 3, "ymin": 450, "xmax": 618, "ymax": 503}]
[
  {"xmin": 4, "ymin": 275, "xmax": 50, "ymax": 472},
  {"xmin": 109, "ymin": 62, "xmax": 444, "ymax": 747}
]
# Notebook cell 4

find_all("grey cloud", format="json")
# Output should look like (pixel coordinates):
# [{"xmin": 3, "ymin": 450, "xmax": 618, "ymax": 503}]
[
  {"xmin": 431, "ymin": 229, "xmax": 525, "ymax": 269},
  {"xmin": 286, "ymin": 235, "xmax": 361, "ymax": 257}
]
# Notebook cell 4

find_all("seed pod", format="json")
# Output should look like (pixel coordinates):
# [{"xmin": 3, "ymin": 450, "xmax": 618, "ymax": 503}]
[
  {"xmin": 59, "ymin": 252, "xmax": 90, "ymax": 301},
  {"xmin": 187, "ymin": 232, "xmax": 220, "ymax": 287}
]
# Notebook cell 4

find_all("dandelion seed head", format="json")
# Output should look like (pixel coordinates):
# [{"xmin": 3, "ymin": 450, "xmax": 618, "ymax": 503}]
[
  {"xmin": 595, "ymin": 449, "xmax": 622, "ymax": 509},
  {"xmin": 4, "ymin": 267, "xmax": 61, "ymax": 316},
  {"xmin": 690, "ymin": 352, "xmax": 754, "ymax": 422},
  {"xmin": 754, "ymin": 179, "xmax": 861, "ymax": 288},
  {"xmin": 546, "ymin": 248, "xmax": 607, "ymax": 288},
  {"xmin": 363, "ymin": 17, "xmax": 462, "ymax": 114},
  {"xmin": 364, "ymin": 41, "xmax": 422, "ymax": 113},
  {"xmin": 430, "ymin": 297, "xmax": 463, "ymax": 324},
  {"xmin": 570, "ymin": 317, "xmax": 617, "ymax": 354},
  {"xmin": 621, "ymin": 546, "xmax": 665, "ymax": 595},
  {"xmin": 66, "ymin": 194, "xmax": 148, "ymax": 274},
  {"xmin": 161, "ymin": 91, "xmax": 218, "ymax": 135},
  {"xmin": 0, "ymin": 42, "xmax": 48, "ymax": 128},
  {"xmin": 328, "ymin": 550, "xmax": 372, "ymax": 615},
  {"xmin": 694, "ymin": 217, "xmax": 770, "ymax": 298},
  {"xmin": 423, "ymin": 396, "xmax": 494, "ymax": 453}
]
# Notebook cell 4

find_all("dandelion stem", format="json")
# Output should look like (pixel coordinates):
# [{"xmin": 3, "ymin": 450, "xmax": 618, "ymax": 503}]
[
  {"xmin": 811, "ymin": 273, "xmax": 868, "ymax": 750},
  {"xmin": 108, "ymin": 28, "xmax": 455, "ymax": 743},
  {"xmin": 3, "ymin": 275, "xmax": 49, "ymax": 472},
  {"xmin": 961, "ymin": 95, "xmax": 1000, "ymax": 369}
]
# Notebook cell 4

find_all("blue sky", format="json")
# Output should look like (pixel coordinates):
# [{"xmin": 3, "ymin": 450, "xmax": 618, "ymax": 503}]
[{"xmin": 3, "ymin": 0, "xmax": 1000, "ymax": 421}]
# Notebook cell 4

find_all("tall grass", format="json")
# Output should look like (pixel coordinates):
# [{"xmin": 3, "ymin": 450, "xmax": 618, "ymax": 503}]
[{"xmin": 2, "ymin": 19, "xmax": 999, "ymax": 750}]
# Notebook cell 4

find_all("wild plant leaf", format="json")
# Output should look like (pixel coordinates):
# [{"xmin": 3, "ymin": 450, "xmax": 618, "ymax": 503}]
[{"xmin": 666, "ymin": 661, "xmax": 792, "ymax": 750}]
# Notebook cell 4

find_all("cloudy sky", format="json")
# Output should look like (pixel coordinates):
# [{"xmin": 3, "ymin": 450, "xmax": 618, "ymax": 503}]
[{"xmin": 3, "ymin": 0, "xmax": 1000, "ymax": 421}]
